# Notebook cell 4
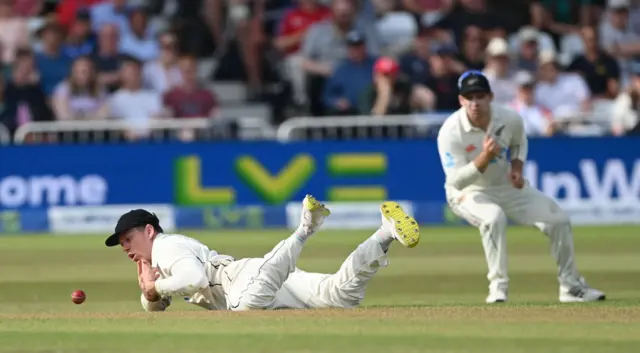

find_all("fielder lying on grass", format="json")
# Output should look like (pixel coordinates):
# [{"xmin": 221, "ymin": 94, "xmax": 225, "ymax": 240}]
[{"xmin": 105, "ymin": 195, "xmax": 420, "ymax": 311}]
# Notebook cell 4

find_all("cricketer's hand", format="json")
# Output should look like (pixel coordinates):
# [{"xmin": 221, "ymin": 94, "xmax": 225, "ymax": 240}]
[{"xmin": 138, "ymin": 260, "xmax": 161, "ymax": 302}]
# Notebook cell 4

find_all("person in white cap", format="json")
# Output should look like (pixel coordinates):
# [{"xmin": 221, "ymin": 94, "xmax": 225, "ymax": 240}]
[
  {"xmin": 436, "ymin": 70, "xmax": 606, "ymax": 304},
  {"xmin": 482, "ymin": 37, "xmax": 517, "ymax": 104},
  {"xmin": 509, "ymin": 70, "xmax": 555, "ymax": 136}
]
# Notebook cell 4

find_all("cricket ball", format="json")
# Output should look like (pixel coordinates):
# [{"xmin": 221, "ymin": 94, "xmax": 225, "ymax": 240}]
[{"xmin": 71, "ymin": 290, "xmax": 86, "ymax": 304}]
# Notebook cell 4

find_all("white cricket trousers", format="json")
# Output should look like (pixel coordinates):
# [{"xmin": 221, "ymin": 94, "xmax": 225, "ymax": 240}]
[
  {"xmin": 221, "ymin": 233, "xmax": 388, "ymax": 310},
  {"xmin": 447, "ymin": 185, "xmax": 583, "ymax": 292}
]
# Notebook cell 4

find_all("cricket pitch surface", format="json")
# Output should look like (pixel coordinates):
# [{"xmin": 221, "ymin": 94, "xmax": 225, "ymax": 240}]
[{"xmin": 1, "ymin": 226, "xmax": 638, "ymax": 353}]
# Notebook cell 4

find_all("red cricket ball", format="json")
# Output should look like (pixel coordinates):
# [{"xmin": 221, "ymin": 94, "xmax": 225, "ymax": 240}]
[{"xmin": 71, "ymin": 289, "xmax": 86, "ymax": 304}]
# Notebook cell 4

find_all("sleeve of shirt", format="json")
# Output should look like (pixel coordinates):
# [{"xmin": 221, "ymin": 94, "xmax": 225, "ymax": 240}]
[
  {"xmin": 436, "ymin": 124, "xmax": 482, "ymax": 190},
  {"xmin": 301, "ymin": 24, "xmax": 319, "ymax": 59},
  {"xmin": 509, "ymin": 112, "xmax": 528, "ymax": 162},
  {"xmin": 154, "ymin": 257, "xmax": 210, "ymax": 297}
]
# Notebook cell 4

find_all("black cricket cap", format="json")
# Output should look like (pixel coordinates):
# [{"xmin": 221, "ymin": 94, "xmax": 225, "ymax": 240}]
[
  {"xmin": 458, "ymin": 70, "xmax": 492, "ymax": 97},
  {"xmin": 345, "ymin": 30, "xmax": 365, "ymax": 46},
  {"xmin": 105, "ymin": 209, "xmax": 161, "ymax": 247}
]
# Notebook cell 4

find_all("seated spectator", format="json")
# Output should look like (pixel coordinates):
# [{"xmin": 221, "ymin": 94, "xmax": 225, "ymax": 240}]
[
  {"xmin": 119, "ymin": 7, "xmax": 159, "ymax": 62},
  {"xmin": 94, "ymin": 23, "xmax": 120, "ymax": 93},
  {"xmin": 62, "ymin": 9, "xmax": 97, "ymax": 59},
  {"xmin": 423, "ymin": 44, "xmax": 460, "ymax": 112},
  {"xmin": 163, "ymin": 55, "xmax": 219, "ymax": 141},
  {"xmin": 483, "ymin": 37, "xmax": 517, "ymax": 105},
  {"xmin": 301, "ymin": 0, "xmax": 381, "ymax": 116},
  {"xmin": 34, "ymin": 20, "xmax": 73, "ymax": 97},
  {"xmin": 400, "ymin": 0, "xmax": 452, "ymax": 26},
  {"xmin": 274, "ymin": 0, "xmax": 331, "ymax": 106},
  {"xmin": 434, "ymin": 0, "xmax": 505, "ymax": 45},
  {"xmin": 143, "ymin": 32, "xmax": 182, "ymax": 94},
  {"xmin": 52, "ymin": 56, "xmax": 109, "ymax": 120},
  {"xmin": 456, "ymin": 25, "xmax": 485, "ymax": 71},
  {"xmin": 600, "ymin": 0, "xmax": 640, "ymax": 87},
  {"xmin": 91, "ymin": 0, "xmax": 130, "ymax": 34},
  {"xmin": 372, "ymin": 0, "xmax": 417, "ymax": 55},
  {"xmin": 509, "ymin": 70, "xmax": 555, "ymax": 137},
  {"xmin": 611, "ymin": 61, "xmax": 640, "ymax": 135},
  {"xmin": 1, "ymin": 49, "xmax": 54, "ymax": 135},
  {"xmin": 534, "ymin": 51, "xmax": 591, "ymax": 118},
  {"xmin": 0, "ymin": 0, "xmax": 29, "ymax": 64},
  {"xmin": 360, "ymin": 57, "xmax": 433, "ymax": 116},
  {"xmin": 568, "ymin": 25, "xmax": 620, "ymax": 99},
  {"xmin": 57, "ymin": 0, "xmax": 103, "ymax": 29},
  {"xmin": 511, "ymin": 27, "xmax": 545, "ymax": 72},
  {"xmin": 108, "ymin": 55, "xmax": 164, "ymax": 141},
  {"xmin": 322, "ymin": 31, "xmax": 376, "ymax": 115},
  {"xmin": 399, "ymin": 30, "xmax": 432, "ymax": 85},
  {"xmin": 530, "ymin": 1, "xmax": 581, "ymax": 45}
]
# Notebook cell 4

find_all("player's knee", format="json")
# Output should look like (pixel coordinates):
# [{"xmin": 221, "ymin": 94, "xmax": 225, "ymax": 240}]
[{"xmin": 483, "ymin": 209, "xmax": 507, "ymax": 231}]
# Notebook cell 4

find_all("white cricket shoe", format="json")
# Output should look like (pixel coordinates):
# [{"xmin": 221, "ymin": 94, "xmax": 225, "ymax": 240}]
[
  {"xmin": 486, "ymin": 290, "xmax": 508, "ymax": 304},
  {"xmin": 380, "ymin": 201, "xmax": 420, "ymax": 248},
  {"xmin": 298, "ymin": 195, "xmax": 330, "ymax": 237},
  {"xmin": 559, "ymin": 280, "xmax": 606, "ymax": 303}
]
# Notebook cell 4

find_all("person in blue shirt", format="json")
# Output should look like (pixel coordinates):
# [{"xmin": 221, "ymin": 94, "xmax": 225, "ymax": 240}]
[
  {"xmin": 322, "ymin": 30, "xmax": 376, "ymax": 115},
  {"xmin": 62, "ymin": 9, "xmax": 98, "ymax": 59},
  {"xmin": 34, "ymin": 21, "xmax": 72, "ymax": 97}
]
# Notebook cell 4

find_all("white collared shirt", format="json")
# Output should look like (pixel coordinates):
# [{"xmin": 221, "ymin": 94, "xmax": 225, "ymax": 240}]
[{"xmin": 436, "ymin": 103, "xmax": 528, "ymax": 193}]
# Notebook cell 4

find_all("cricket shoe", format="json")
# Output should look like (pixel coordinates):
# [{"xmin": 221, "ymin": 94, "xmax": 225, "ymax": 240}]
[
  {"xmin": 298, "ymin": 195, "xmax": 331, "ymax": 237},
  {"xmin": 380, "ymin": 201, "xmax": 420, "ymax": 248},
  {"xmin": 559, "ymin": 279, "xmax": 606, "ymax": 303},
  {"xmin": 486, "ymin": 290, "xmax": 508, "ymax": 304}
]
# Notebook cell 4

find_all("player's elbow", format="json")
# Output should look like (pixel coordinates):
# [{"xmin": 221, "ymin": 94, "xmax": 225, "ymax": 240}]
[{"xmin": 181, "ymin": 273, "xmax": 209, "ymax": 295}]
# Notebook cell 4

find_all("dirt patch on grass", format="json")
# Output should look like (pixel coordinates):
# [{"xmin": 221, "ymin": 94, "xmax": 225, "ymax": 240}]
[{"xmin": 2, "ymin": 304, "xmax": 639, "ymax": 323}]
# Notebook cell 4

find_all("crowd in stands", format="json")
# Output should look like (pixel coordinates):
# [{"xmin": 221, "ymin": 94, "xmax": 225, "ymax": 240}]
[{"xmin": 0, "ymin": 0, "xmax": 639, "ymax": 143}]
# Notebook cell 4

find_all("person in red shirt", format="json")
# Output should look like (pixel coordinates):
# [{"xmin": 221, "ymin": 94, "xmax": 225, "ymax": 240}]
[
  {"xmin": 274, "ymin": 0, "xmax": 331, "ymax": 106},
  {"xmin": 56, "ymin": 0, "xmax": 104, "ymax": 29},
  {"xmin": 163, "ymin": 55, "xmax": 218, "ymax": 141}
]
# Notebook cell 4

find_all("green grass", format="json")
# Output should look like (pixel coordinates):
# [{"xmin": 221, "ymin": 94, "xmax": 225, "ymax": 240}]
[{"xmin": 1, "ymin": 226, "xmax": 639, "ymax": 352}]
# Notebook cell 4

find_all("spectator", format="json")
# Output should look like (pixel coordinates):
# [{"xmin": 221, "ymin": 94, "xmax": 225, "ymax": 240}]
[
  {"xmin": 1, "ymin": 49, "xmax": 54, "ymax": 135},
  {"xmin": 91, "ymin": 0, "xmax": 129, "ymax": 34},
  {"xmin": 274, "ymin": 0, "xmax": 331, "ymax": 106},
  {"xmin": 360, "ymin": 57, "xmax": 433, "ymax": 115},
  {"xmin": 483, "ymin": 37, "xmax": 517, "ymax": 105},
  {"xmin": 142, "ymin": 32, "xmax": 182, "ymax": 94},
  {"xmin": 301, "ymin": 0, "xmax": 381, "ymax": 116},
  {"xmin": 57, "ymin": 0, "xmax": 103, "ymax": 29},
  {"xmin": 509, "ymin": 70, "xmax": 555, "ymax": 137},
  {"xmin": 456, "ymin": 25, "xmax": 485, "ymax": 71},
  {"xmin": 62, "ymin": 9, "xmax": 97, "ymax": 59},
  {"xmin": 423, "ymin": 44, "xmax": 461, "ymax": 112},
  {"xmin": 600, "ymin": 0, "xmax": 640, "ymax": 87},
  {"xmin": 373, "ymin": 0, "xmax": 418, "ymax": 55},
  {"xmin": 108, "ymin": 55, "xmax": 164, "ymax": 141},
  {"xmin": 568, "ymin": 25, "xmax": 620, "ymax": 99},
  {"xmin": 322, "ymin": 31, "xmax": 376, "ymax": 115},
  {"xmin": 119, "ymin": 7, "xmax": 159, "ymax": 62},
  {"xmin": 400, "ymin": 0, "xmax": 453, "ymax": 26},
  {"xmin": 52, "ymin": 56, "xmax": 109, "ymax": 120},
  {"xmin": 94, "ymin": 23, "xmax": 120, "ymax": 93},
  {"xmin": 0, "ymin": 0, "xmax": 29, "ymax": 64},
  {"xmin": 510, "ymin": 27, "xmax": 547, "ymax": 72},
  {"xmin": 435, "ymin": 0, "xmax": 505, "ymax": 46},
  {"xmin": 13, "ymin": 0, "xmax": 44, "ymax": 17},
  {"xmin": 34, "ymin": 20, "xmax": 73, "ymax": 97},
  {"xmin": 163, "ymin": 55, "xmax": 218, "ymax": 119},
  {"xmin": 534, "ymin": 51, "xmax": 591, "ymax": 118},
  {"xmin": 399, "ymin": 30, "xmax": 432, "ymax": 85},
  {"xmin": 611, "ymin": 61, "xmax": 640, "ymax": 135}
]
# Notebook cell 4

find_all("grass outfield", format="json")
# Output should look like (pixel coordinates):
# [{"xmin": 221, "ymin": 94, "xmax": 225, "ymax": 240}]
[{"xmin": 0, "ymin": 225, "xmax": 639, "ymax": 352}]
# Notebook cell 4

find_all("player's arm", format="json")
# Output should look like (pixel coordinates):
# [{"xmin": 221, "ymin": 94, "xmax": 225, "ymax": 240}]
[
  {"xmin": 141, "ymin": 294, "xmax": 171, "ymax": 312},
  {"xmin": 437, "ymin": 128, "xmax": 493, "ymax": 190},
  {"xmin": 509, "ymin": 113, "xmax": 528, "ymax": 170},
  {"xmin": 155, "ymin": 256, "xmax": 210, "ymax": 298}
]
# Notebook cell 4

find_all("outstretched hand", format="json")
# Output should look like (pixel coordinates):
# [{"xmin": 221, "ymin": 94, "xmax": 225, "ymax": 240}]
[{"xmin": 137, "ymin": 260, "xmax": 161, "ymax": 302}]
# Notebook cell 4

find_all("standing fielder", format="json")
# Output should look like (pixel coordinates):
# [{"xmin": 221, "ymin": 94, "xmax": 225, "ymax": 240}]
[
  {"xmin": 436, "ymin": 70, "xmax": 605, "ymax": 304},
  {"xmin": 105, "ymin": 195, "xmax": 420, "ymax": 311}
]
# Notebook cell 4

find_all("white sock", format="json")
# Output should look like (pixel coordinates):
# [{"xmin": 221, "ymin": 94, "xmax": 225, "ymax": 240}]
[{"xmin": 372, "ymin": 227, "xmax": 394, "ymax": 252}]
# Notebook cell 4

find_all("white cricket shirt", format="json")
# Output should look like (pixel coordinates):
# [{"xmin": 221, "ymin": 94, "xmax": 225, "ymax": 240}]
[
  {"xmin": 140, "ymin": 233, "xmax": 232, "ymax": 312},
  {"xmin": 436, "ymin": 103, "xmax": 528, "ymax": 194}
]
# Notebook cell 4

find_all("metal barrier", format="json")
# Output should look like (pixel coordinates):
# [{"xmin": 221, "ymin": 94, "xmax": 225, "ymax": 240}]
[
  {"xmin": 13, "ymin": 116, "xmax": 276, "ymax": 144},
  {"xmin": 276, "ymin": 111, "xmax": 616, "ymax": 141},
  {"xmin": 276, "ymin": 113, "xmax": 450, "ymax": 142},
  {"xmin": 0, "ymin": 123, "xmax": 10, "ymax": 145}
]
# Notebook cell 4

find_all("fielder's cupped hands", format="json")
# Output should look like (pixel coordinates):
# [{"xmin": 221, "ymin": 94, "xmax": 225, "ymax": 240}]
[{"xmin": 137, "ymin": 260, "xmax": 161, "ymax": 301}]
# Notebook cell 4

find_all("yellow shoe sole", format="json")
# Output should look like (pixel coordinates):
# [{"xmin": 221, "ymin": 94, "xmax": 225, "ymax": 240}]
[
  {"xmin": 303, "ymin": 195, "xmax": 331, "ymax": 216},
  {"xmin": 380, "ymin": 201, "xmax": 420, "ymax": 248}
]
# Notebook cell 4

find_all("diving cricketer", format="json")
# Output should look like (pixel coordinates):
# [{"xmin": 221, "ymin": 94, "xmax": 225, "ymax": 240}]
[
  {"xmin": 436, "ymin": 70, "xmax": 605, "ymax": 304},
  {"xmin": 105, "ymin": 195, "xmax": 420, "ymax": 311}
]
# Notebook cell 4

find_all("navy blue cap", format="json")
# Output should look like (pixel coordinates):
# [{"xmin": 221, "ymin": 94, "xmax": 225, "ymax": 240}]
[
  {"xmin": 433, "ymin": 43, "xmax": 457, "ymax": 56},
  {"xmin": 458, "ymin": 70, "xmax": 492, "ymax": 96},
  {"xmin": 346, "ymin": 30, "xmax": 365, "ymax": 45}
]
